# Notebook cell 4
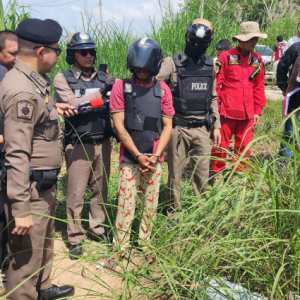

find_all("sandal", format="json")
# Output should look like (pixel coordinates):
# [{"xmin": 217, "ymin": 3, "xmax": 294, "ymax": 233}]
[
  {"xmin": 104, "ymin": 254, "xmax": 121, "ymax": 273},
  {"xmin": 142, "ymin": 248, "xmax": 156, "ymax": 264}
]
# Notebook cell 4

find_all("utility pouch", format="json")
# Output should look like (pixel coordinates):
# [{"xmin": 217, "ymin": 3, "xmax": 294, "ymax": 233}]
[{"xmin": 31, "ymin": 169, "xmax": 59, "ymax": 191}]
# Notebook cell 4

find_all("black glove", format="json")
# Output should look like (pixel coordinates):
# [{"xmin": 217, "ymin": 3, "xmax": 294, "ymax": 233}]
[{"xmin": 100, "ymin": 77, "xmax": 116, "ymax": 96}]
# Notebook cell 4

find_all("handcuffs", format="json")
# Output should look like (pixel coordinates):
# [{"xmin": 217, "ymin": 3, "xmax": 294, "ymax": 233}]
[{"xmin": 135, "ymin": 153, "xmax": 160, "ymax": 160}]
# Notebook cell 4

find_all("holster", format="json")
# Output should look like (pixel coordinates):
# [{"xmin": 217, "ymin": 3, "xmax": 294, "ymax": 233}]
[
  {"xmin": 30, "ymin": 168, "xmax": 60, "ymax": 191},
  {"xmin": 205, "ymin": 114, "xmax": 217, "ymax": 132}
]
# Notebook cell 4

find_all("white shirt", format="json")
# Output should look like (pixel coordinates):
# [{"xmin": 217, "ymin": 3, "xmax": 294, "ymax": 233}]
[{"xmin": 285, "ymin": 36, "xmax": 300, "ymax": 52}]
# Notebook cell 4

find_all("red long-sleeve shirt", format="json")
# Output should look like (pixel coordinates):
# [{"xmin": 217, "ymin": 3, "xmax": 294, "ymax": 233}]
[{"xmin": 216, "ymin": 47, "xmax": 266, "ymax": 120}]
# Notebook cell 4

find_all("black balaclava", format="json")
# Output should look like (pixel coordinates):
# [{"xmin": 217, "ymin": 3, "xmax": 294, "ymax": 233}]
[{"xmin": 184, "ymin": 41, "xmax": 207, "ymax": 63}]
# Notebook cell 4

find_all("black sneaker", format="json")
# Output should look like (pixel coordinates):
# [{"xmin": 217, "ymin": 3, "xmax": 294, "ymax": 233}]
[
  {"xmin": 38, "ymin": 284, "xmax": 74, "ymax": 299},
  {"xmin": 89, "ymin": 233, "xmax": 110, "ymax": 243},
  {"xmin": 69, "ymin": 243, "xmax": 82, "ymax": 260}
]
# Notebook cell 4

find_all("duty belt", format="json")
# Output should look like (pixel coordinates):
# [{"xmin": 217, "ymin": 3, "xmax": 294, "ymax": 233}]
[{"xmin": 173, "ymin": 116, "xmax": 206, "ymax": 129}]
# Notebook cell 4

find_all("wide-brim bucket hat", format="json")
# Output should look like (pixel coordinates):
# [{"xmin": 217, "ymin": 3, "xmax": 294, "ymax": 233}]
[{"xmin": 232, "ymin": 21, "xmax": 267, "ymax": 41}]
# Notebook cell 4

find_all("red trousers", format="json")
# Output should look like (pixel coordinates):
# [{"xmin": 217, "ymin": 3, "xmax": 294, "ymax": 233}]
[{"xmin": 212, "ymin": 116, "xmax": 254, "ymax": 173}]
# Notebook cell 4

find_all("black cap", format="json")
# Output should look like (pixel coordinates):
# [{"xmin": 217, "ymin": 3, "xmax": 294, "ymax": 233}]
[{"xmin": 15, "ymin": 18, "xmax": 62, "ymax": 44}]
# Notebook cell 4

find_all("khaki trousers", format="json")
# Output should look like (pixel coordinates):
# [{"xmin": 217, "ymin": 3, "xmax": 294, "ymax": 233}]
[
  {"xmin": 2, "ymin": 182, "xmax": 57, "ymax": 300},
  {"xmin": 113, "ymin": 162, "xmax": 162, "ymax": 252},
  {"xmin": 167, "ymin": 125, "xmax": 211, "ymax": 212},
  {"xmin": 65, "ymin": 139, "xmax": 111, "ymax": 244}
]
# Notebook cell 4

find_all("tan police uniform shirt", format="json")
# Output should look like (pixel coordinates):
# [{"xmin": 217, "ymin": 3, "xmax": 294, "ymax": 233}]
[
  {"xmin": 54, "ymin": 65, "xmax": 102, "ymax": 106},
  {"xmin": 157, "ymin": 52, "xmax": 221, "ymax": 129},
  {"xmin": 0, "ymin": 59, "xmax": 63, "ymax": 218}
]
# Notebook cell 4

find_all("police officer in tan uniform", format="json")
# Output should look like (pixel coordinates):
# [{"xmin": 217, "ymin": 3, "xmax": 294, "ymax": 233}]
[
  {"xmin": 0, "ymin": 18, "xmax": 74, "ymax": 300},
  {"xmin": 54, "ymin": 32, "xmax": 115, "ymax": 259},
  {"xmin": 157, "ymin": 19, "xmax": 221, "ymax": 217}
]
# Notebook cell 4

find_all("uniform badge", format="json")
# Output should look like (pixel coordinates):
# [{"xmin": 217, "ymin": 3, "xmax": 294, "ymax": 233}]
[
  {"xmin": 215, "ymin": 60, "xmax": 222, "ymax": 75},
  {"xmin": 124, "ymin": 83, "xmax": 132, "ymax": 93},
  {"xmin": 45, "ymin": 96, "xmax": 49, "ymax": 104},
  {"xmin": 15, "ymin": 100, "xmax": 35, "ymax": 122},
  {"xmin": 228, "ymin": 55, "xmax": 241, "ymax": 65},
  {"xmin": 250, "ymin": 57, "xmax": 261, "ymax": 68}
]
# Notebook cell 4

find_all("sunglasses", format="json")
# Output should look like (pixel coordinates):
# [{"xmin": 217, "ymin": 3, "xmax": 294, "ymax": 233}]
[
  {"xmin": 75, "ymin": 49, "xmax": 96, "ymax": 57},
  {"xmin": 33, "ymin": 45, "xmax": 62, "ymax": 56}
]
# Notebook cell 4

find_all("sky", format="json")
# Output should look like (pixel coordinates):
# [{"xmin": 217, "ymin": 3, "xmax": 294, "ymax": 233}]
[{"xmin": 3, "ymin": 0, "xmax": 184, "ymax": 35}]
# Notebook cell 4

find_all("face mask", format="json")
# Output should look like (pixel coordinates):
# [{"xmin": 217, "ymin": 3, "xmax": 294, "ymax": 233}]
[{"xmin": 184, "ymin": 42, "xmax": 207, "ymax": 61}]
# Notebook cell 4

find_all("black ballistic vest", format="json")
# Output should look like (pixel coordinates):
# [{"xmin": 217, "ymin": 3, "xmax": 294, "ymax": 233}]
[
  {"xmin": 123, "ymin": 79, "xmax": 162, "ymax": 163},
  {"xmin": 172, "ymin": 54, "xmax": 214, "ymax": 115},
  {"xmin": 63, "ymin": 70, "xmax": 112, "ymax": 142}
]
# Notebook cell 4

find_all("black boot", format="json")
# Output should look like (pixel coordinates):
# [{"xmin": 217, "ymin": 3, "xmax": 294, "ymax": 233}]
[
  {"xmin": 38, "ymin": 284, "xmax": 74, "ymax": 299},
  {"xmin": 89, "ymin": 232, "xmax": 110, "ymax": 243},
  {"xmin": 69, "ymin": 243, "xmax": 82, "ymax": 260}
]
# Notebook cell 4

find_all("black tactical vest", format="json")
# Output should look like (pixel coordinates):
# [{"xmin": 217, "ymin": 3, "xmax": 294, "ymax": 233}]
[
  {"xmin": 63, "ymin": 70, "xmax": 112, "ymax": 143},
  {"xmin": 122, "ymin": 78, "xmax": 162, "ymax": 163},
  {"xmin": 172, "ymin": 54, "xmax": 214, "ymax": 115}
]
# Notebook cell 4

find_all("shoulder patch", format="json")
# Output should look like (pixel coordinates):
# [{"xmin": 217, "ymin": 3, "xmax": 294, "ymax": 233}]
[
  {"xmin": 215, "ymin": 60, "xmax": 222, "ymax": 75},
  {"xmin": 228, "ymin": 55, "xmax": 241, "ymax": 65},
  {"xmin": 250, "ymin": 57, "xmax": 261, "ymax": 68},
  {"xmin": 12, "ymin": 99, "xmax": 35, "ymax": 123}
]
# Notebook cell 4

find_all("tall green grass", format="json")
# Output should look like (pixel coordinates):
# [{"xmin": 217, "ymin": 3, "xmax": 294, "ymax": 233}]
[
  {"xmin": 2, "ymin": 1, "xmax": 300, "ymax": 299},
  {"xmin": 47, "ymin": 100, "xmax": 300, "ymax": 299},
  {"xmin": 0, "ymin": 0, "xmax": 30, "ymax": 31}
]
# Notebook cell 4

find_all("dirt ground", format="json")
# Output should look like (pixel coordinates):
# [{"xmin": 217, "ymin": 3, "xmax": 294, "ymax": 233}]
[
  {"xmin": 50, "ymin": 239, "xmax": 123, "ymax": 300},
  {"xmin": 265, "ymin": 86, "xmax": 283, "ymax": 101}
]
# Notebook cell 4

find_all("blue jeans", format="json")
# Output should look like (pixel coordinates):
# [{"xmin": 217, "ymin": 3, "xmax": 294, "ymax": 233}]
[{"xmin": 278, "ymin": 118, "xmax": 293, "ymax": 158}]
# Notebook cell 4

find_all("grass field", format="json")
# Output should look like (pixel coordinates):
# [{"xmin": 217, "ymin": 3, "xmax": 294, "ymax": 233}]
[{"xmin": 51, "ymin": 99, "xmax": 300, "ymax": 299}]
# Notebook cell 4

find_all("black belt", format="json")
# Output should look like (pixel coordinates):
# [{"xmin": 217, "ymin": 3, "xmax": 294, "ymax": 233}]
[
  {"xmin": 30, "ymin": 168, "xmax": 60, "ymax": 190},
  {"xmin": 173, "ymin": 117, "xmax": 207, "ymax": 128}
]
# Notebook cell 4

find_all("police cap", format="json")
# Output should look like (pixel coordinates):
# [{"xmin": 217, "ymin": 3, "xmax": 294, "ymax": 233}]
[{"xmin": 15, "ymin": 18, "xmax": 62, "ymax": 44}]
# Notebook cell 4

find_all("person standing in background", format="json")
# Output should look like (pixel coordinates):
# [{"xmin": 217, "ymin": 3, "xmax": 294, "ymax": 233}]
[
  {"xmin": 0, "ymin": 29, "xmax": 18, "ymax": 297},
  {"xmin": 211, "ymin": 22, "xmax": 267, "ymax": 177},
  {"xmin": 271, "ymin": 36, "xmax": 285, "ymax": 88},
  {"xmin": 54, "ymin": 32, "xmax": 115, "ymax": 259},
  {"xmin": 157, "ymin": 19, "xmax": 221, "ymax": 219}
]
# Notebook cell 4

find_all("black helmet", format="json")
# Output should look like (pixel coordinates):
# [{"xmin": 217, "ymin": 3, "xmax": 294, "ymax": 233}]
[
  {"xmin": 67, "ymin": 32, "xmax": 97, "ymax": 50},
  {"xmin": 66, "ymin": 32, "xmax": 97, "ymax": 65},
  {"xmin": 186, "ymin": 18, "xmax": 214, "ymax": 45},
  {"xmin": 127, "ymin": 38, "xmax": 163, "ymax": 76}
]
